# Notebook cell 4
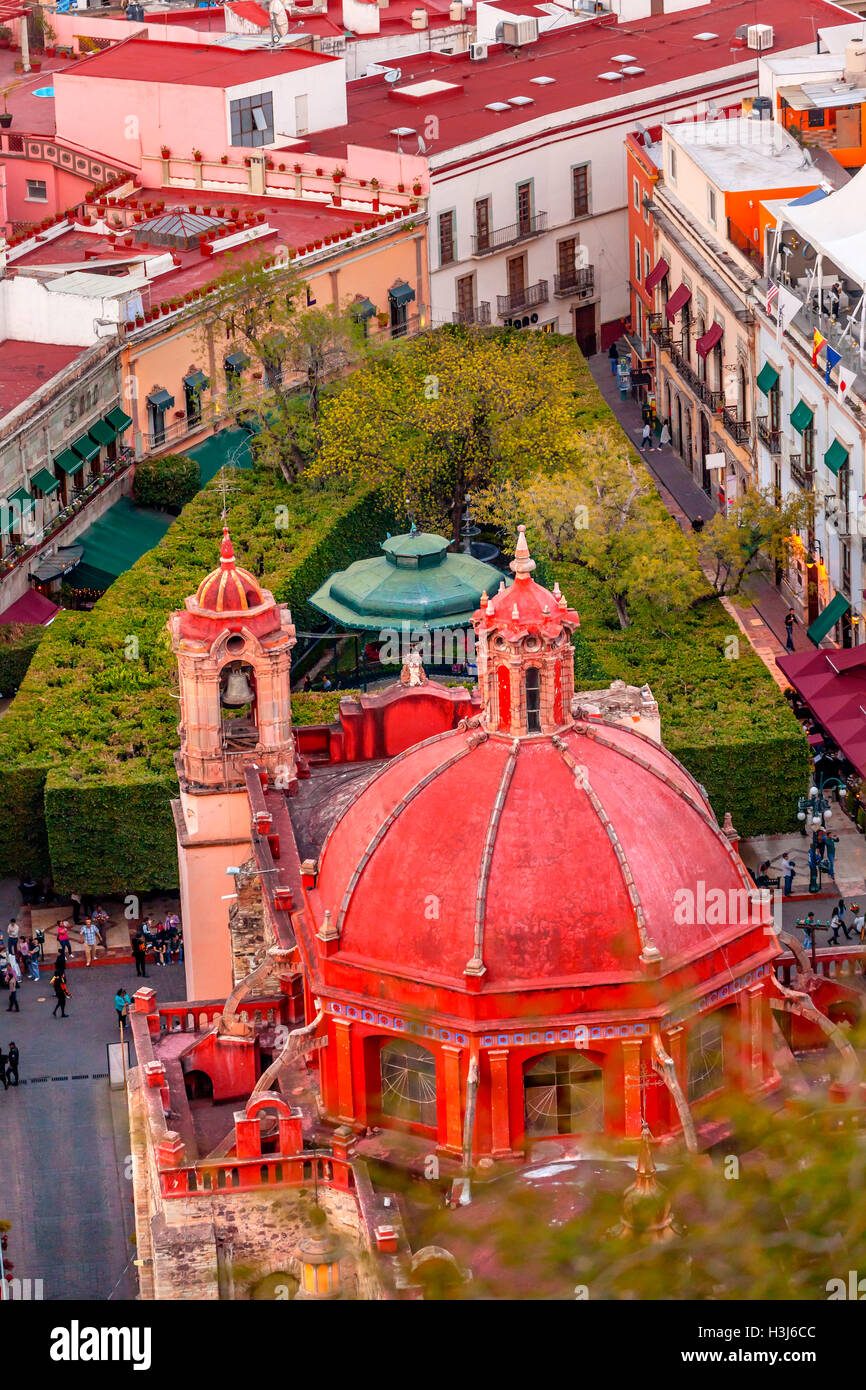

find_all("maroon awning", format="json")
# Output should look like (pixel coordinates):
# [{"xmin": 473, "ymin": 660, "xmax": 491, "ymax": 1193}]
[
  {"xmin": 665, "ymin": 283, "xmax": 691, "ymax": 322},
  {"xmin": 0, "ymin": 590, "xmax": 59, "ymax": 625},
  {"xmin": 777, "ymin": 646, "xmax": 866, "ymax": 777},
  {"xmin": 696, "ymin": 322, "xmax": 724, "ymax": 359},
  {"xmin": 645, "ymin": 257, "xmax": 669, "ymax": 292}
]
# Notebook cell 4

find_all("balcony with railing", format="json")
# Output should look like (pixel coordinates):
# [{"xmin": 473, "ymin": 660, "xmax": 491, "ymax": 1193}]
[
  {"xmin": 756, "ymin": 416, "xmax": 781, "ymax": 454},
  {"xmin": 789, "ymin": 454, "xmax": 812, "ymax": 491},
  {"xmin": 648, "ymin": 313, "xmax": 673, "ymax": 350},
  {"xmin": 472, "ymin": 211, "xmax": 548, "ymax": 257},
  {"xmin": 496, "ymin": 280, "xmax": 549, "ymax": 318},
  {"xmin": 0, "ymin": 449, "xmax": 135, "ymax": 579},
  {"xmin": 452, "ymin": 302, "xmax": 491, "ymax": 327},
  {"xmin": 720, "ymin": 405, "xmax": 751, "ymax": 446},
  {"xmin": 554, "ymin": 266, "xmax": 595, "ymax": 300},
  {"xmin": 668, "ymin": 340, "xmax": 724, "ymax": 410}
]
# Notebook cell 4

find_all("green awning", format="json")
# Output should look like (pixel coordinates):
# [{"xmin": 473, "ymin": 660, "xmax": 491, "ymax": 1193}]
[
  {"xmin": 105, "ymin": 407, "xmax": 132, "ymax": 433},
  {"xmin": 71, "ymin": 433, "xmax": 100, "ymax": 462},
  {"xmin": 790, "ymin": 399, "xmax": 814, "ymax": 434},
  {"xmin": 55, "ymin": 448, "xmax": 85, "ymax": 475},
  {"xmin": 70, "ymin": 495, "xmax": 173, "ymax": 593},
  {"xmin": 88, "ymin": 418, "xmax": 116, "ymax": 446},
  {"xmin": 183, "ymin": 370, "xmax": 210, "ymax": 391},
  {"xmin": 225, "ymin": 352, "xmax": 250, "ymax": 371},
  {"xmin": 824, "ymin": 438, "xmax": 849, "ymax": 476},
  {"xmin": 8, "ymin": 487, "xmax": 35, "ymax": 517},
  {"xmin": 807, "ymin": 592, "xmax": 850, "ymax": 646},
  {"xmin": 756, "ymin": 361, "xmax": 779, "ymax": 395},
  {"xmin": 146, "ymin": 389, "xmax": 174, "ymax": 411},
  {"xmin": 354, "ymin": 297, "xmax": 376, "ymax": 320},
  {"xmin": 31, "ymin": 468, "xmax": 60, "ymax": 495},
  {"xmin": 388, "ymin": 281, "xmax": 416, "ymax": 307}
]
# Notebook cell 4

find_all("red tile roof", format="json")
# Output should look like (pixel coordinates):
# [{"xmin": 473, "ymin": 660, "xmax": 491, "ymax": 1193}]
[
  {"xmin": 305, "ymin": 0, "xmax": 851, "ymax": 157},
  {"xmin": 0, "ymin": 340, "xmax": 85, "ymax": 415},
  {"xmin": 62, "ymin": 37, "xmax": 339, "ymax": 86}
]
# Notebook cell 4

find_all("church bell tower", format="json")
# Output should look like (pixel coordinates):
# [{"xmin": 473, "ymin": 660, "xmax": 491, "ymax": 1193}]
[{"xmin": 167, "ymin": 527, "xmax": 297, "ymax": 999}]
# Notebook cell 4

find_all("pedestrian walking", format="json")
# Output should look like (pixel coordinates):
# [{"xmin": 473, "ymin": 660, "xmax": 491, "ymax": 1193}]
[
  {"xmin": 825, "ymin": 832, "xmax": 839, "ymax": 878},
  {"xmin": 56, "ymin": 921, "xmax": 72, "ymax": 959},
  {"xmin": 853, "ymin": 902, "xmax": 866, "ymax": 942},
  {"xmin": 51, "ymin": 972, "xmax": 70, "ymax": 1017},
  {"xmin": 0, "ymin": 1043, "xmax": 7, "ymax": 1090},
  {"xmin": 17, "ymin": 939, "xmax": 34, "ymax": 982},
  {"xmin": 640, "ymin": 422, "xmax": 652, "ymax": 453},
  {"xmin": 784, "ymin": 608, "xmax": 797, "ymax": 653},
  {"xmin": 25, "ymin": 940, "xmax": 39, "ymax": 983},
  {"xmin": 5, "ymin": 964, "xmax": 19, "ymax": 1012},
  {"xmin": 131, "ymin": 929, "xmax": 148, "ymax": 979},
  {"xmin": 802, "ymin": 910, "xmax": 818, "ymax": 951},
  {"xmin": 53, "ymin": 950, "xmax": 66, "ymax": 979},
  {"xmin": 93, "ymin": 906, "xmax": 110, "ymax": 948},
  {"xmin": 34, "ymin": 927, "xmax": 45, "ymax": 962},
  {"xmin": 70, "ymin": 890, "xmax": 82, "ymax": 926},
  {"xmin": 6, "ymin": 1042, "xmax": 18, "ymax": 1086},
  {"xmin": 6, "ymin": 918, "xmax": 19, "ymax": 960},
  {"xmin": 781, "ymin": 852, "xmax": 796, "ymax": 897},
  {"xmin": 114, "ymin": 987, "xmax": 131, "ymax": 1031},
  {"xmin": 658, "ymin": 420, "xmax": 671, "ymax": 451},
  {"xmin": 828, "ymin": 900, "xmax": 851, "ymax": 945},
  {"xmin": 608, "ymin": 341, "xmax": 619, "ymax": 376},
  {"xmin": 80, "ymin": 919, "xmax": 100, "ymax": 967}
]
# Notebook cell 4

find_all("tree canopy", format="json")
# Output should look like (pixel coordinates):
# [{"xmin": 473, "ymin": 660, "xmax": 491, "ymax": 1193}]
[
  {"xmin": 311, "ymin": 328, "xmax": 578, "ymax": 542},
  {"xmin": 698, "ymin": 485, "xmax": 813, "ymax": 602}
]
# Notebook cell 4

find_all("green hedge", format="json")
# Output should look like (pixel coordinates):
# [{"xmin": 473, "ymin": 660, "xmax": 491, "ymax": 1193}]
[
  {"xmin": 0, "ymin": 623, "xmax": 45, "ymax": 696},
  {"xmin": 0, "ymin": 466, "xmax": 397, "ymax": 891},
  {"xmin": 132, "ymin": 452, "xmax": 201, "ymax": 511}
]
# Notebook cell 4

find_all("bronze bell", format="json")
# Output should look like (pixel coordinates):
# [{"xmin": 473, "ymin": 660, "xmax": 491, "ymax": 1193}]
[{"xmin": 221, "ymin": 664, "xmax": 255, "ymax": 707}]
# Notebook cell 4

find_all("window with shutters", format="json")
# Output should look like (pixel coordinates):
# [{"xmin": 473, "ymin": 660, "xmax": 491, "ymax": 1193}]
[
  {"xmin": 438, "ymin": 210, "xmax": 455, "ymax": 266},
  {"xmin": 558, "ymin": 237, "xmax": 576, "ymax": 285},
  {"xmin": 516, "ymin": 181, "xmax": 532, "ymax": 233},
  {"xmin": 572, "ymin": 164, "xmax": 590, "ymax": 218},
  {"xmin": 475, "ymin": 197, "xmax": 491, "ymax": 251}
]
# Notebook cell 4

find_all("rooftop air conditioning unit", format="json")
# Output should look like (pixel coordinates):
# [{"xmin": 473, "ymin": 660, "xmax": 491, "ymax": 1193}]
[
  {"xmin": 747, "ymin": 23, "xmax": 773, "ymax": 51},
  {"xmin": 501, "ymin": 17, "xmax": 538, "ymax": 45},
  {"xmin": 470, "ymin": 41, "xmax": 488, "ymax": 60}
]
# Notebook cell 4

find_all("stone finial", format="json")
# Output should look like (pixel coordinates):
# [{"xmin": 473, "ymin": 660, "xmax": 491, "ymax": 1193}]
[
  {"xmin": 480, "ymin": 591, "xmax": 488, "ymax": 606},
  {"xmin": 722, "ymin": 811, "xmax": 738, "ymax": 841},
  {"xmin": 498, "ymin": 580, "xmax": 506, "ymax": 593},
  {"xmin": 486, "ymin": 596, "xmax": 495, "ymax": 616},
  {"xmin": 318, "ymin": 908, "xmax": 339, "ymax": 942},
  {"xmin": 553, "ymin": 581, "xmax": 562, "ymax": 599},
  {"xmin": 511, "ymin": 603, "xmax": 519, "ymax": 620},
  {"xmin": 558, "ymin": 593, "xmax": 568, "ymax": 610},
  {"xmin": 509, "ymin": 523, "xmax": 536, "ymax": 579}
]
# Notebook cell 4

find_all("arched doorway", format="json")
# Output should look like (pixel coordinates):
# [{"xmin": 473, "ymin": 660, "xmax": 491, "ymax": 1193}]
[
  {"xmin": 184, "ymin": 1069, "xmax": 214, "ymax": 1101},
  {"xmin": 380, "ymin": 1039, "xmax": 438, "ymax": 1129},
  {"xmin": 523, "ymin": 1051, "xmax": 604, "ymax": 1136}
]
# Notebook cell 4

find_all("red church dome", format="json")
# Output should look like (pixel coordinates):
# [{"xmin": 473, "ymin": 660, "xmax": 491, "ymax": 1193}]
[
  {"xmin": 315, "ymin": 716, "xmax": 752, "ymax": 990},
  {"xmin": 195, "ymin": 527, "xmax": 266, "ymax": 614}
]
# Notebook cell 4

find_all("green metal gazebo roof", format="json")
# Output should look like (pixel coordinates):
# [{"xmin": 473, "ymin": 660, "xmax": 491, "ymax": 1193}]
[{"xmin": 309, "ymin": 530, "xmax": 505, "ymax": 631}]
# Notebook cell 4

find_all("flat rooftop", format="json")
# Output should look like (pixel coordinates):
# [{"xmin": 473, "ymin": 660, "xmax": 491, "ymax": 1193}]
[
  {"xmin": 0, "ymin": 340, "xmax": 85, "ymax": 416},
  {"xmin": 60, "ymin": 37, "xmax": 339, "ymax": 86},
  {"xmin": 304, "ymin": 0, "xmax": 851, "ymax": 158},
  {"xmin": 668, "ymin": 117, "xmax": 823, "ymax": 192}
]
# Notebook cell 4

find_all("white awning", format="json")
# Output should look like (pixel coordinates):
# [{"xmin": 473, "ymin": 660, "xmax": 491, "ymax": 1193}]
[{"xmin": 777, "ymin": 164, "xmax": 866, "ymax": 288}]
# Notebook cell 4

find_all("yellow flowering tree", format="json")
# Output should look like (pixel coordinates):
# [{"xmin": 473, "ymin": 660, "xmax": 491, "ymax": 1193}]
[{"xmin": 311, "ymin": 328, "xmax": 577, "ymax": 542}]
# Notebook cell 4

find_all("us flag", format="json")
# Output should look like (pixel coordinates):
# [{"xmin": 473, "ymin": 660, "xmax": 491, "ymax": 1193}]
[{"xmin": 766, "ymin": 282, "xmax": 779, "ymax": 315}]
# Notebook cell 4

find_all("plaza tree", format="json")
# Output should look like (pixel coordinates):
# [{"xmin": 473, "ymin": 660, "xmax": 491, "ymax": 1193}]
[
  {"xmin": 697, "ymin": 485, "xmax": 813, "ymax": 602},
  {"xmin": 477, "ymin": 426, "xmax": 703, "ymax": 629},
  {"xmin": 197, "ymin": 255, "xmax": 365, "ymax": 483},
  {"xmin": 311, "ymin": 327, "xmax": 578, "ymax": 543}
]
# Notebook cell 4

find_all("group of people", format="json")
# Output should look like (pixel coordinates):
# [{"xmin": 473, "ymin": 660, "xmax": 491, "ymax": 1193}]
[
  {"xmin": 779, "ymin": 828, "xmax": 840, "ymax": 897},
  {"xmin": 1, "ymin": 918, "xmax": 42, "ymax": 1009},
  {"xmin": 131, "ymin": 914, "xmax": 182, "ymax": 976},
  {"xmin": 802, "ymin": 899, "xmax": 865, "ymax": 950}
]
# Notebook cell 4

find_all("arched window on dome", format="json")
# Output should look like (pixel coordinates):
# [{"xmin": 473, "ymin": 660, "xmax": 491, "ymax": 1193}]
[
  {"xmin": 380, "ymin": 1039, "xmax": 437, "ymax": 1129},
  {"xmin": 686, "ymin": 1013, "xmax": 725, "ymax": 1102},
  {"xmin": 523, "ymin": 1051, "xmax": 604, "ymax": 1136},
  {"xmin": 525, "ymin": 666, "xmax": 541, "ymax": 733}
]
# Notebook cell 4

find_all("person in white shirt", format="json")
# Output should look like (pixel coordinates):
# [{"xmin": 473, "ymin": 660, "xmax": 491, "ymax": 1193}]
[{"xmin": 780, "ymin": 854, "xmax": 795, "ymax": 896}]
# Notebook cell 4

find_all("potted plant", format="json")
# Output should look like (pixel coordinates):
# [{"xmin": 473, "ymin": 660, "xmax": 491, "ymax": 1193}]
[
  {"xmin": 278, "ymin": 162, "xmax": 286, "ymax": 172},
  {"xmin": 332, "ymin": 167, "xmax": 345, "ymax": 183},
  {"xmin": 412, "ymin": 182, "xmax": 422, "ymax": 195},
  {"xmin": 192, "ymin": 149, "xmax": 203, "ymax": 162},
  {"xmin": 220, "ymin": 153, "xmax": 229, "ymax": 164},
  {"xmin": 376, "ymin": 310, "xmax": 389, "ymax": 328},
  {"xmin": 243, "ymin": 157, "xmax": 251, "ymax": 167},
  {"xmin": 202, "ymin": 204, "xmax": 211, "ymax": 214},
  {"xmin": 160, "ymin": 146, "xmax": 171, "ymax": 159},
  {"xmin": 0, "ymin": 87, "xmax": 13, "ymax": 129},
  {"xmin": 216, "ymin": 205, "xmax": 225, "ymax": 217},
  {"xmin": 315, "ymin": 167, "xmax": 323, "ymax": 177},
  {"xmin": 230, "ymin": 206, "xmax": 239, "ymax": 218},
  {"xmin": 0, "ymin": 27, "xmax": 11, "ymax": 50}
]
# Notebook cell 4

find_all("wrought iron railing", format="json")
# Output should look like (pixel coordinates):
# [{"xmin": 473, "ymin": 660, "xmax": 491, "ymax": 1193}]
[
  {"xmin": 0, "ymin": 449, "xmax": 135, "ymax": 577},
  {"xmin": 496, "ymin": 280, "xmax": 549, "ymax": 317},
  {"xmin": 452, "ymin": 302, "xmax": 491, "ymax": 327},
  {"xmin": 756, "ymin": 416, "xmax": 781, "ymax": 454},
  {"xmin": 789, "ymin": 454, "xmax": 812, "ymax": 491},
  {"xmin": 554, "ymin": 266, "xmax": 595, "ymax": 300},
  {"xmin": 472, "ymin": 211, "xmax": 548, "ymax": 256},
  {"xmin": 720, "ymin": 405, "xmax": 751, "ymax": 445},
  {"xmin": 648, "ymin": 313, "xmax": 673, "ymax": 350}
]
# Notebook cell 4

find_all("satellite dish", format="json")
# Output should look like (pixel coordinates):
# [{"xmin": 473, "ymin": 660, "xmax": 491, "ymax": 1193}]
[
  {"xmin": 416, "ymin": 134, "xmax": 427, "ymax": 153},
  {"xmin": 383, "ymin": 68, "xmax": 403, "ymax": 84},
  {"xmin": 269, "ymin": 0, "xmax": 289, "ymax": 43}
]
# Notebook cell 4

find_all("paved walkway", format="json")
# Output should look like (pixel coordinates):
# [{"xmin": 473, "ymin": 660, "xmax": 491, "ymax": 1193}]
[
  {"xmin": 587, "ymin": 354, "xmax": 814, "ymax": 689},
  {"xmin": 0, "ymin": 957, "xmax": 185, "ymax": 1300}
]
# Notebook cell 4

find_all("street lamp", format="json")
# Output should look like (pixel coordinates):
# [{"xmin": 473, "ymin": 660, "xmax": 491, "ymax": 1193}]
[{"xmin": 796, "ymin": 775, "xmax": 847, "ymax": 892}]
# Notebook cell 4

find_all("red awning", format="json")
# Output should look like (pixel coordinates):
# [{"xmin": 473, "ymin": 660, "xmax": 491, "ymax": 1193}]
[
  {"xmin": 777, "ymin": 646, "xmax": 866, "ymax": 777},
  {"xmin": 665, "ymin": 283, "xmax": 691, "ymax": 322},
  {"xmin": 696, "ymin": 322, "xmax": 724, "ymax": 359},
  {"xmin": 0, "ymin": 590, "xmax": 59, "ymax": 625},
  {"xmin": 645, "ymin": 257, "xmax": 669, "ymax": 292}
]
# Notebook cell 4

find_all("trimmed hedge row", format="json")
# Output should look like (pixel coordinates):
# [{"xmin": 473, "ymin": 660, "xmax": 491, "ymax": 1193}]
[
  {"xmin": 0, "ymin": 465, "xmax": 397, "ymax": 890},
  {"xmin": 0, "ymin": 623, "xmax": 45, "ymax": 695}
]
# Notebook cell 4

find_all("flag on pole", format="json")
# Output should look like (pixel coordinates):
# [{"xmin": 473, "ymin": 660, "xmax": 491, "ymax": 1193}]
[
  {"xmin": 825, "ymin": 344, "xmax": 841, "ymax": 385},
  {"xmin": 812, "ymin": 329, "xmax": 827, "ymax": 367},
  {"xmin": 776, "ymin": 286, "xmax": 801, "ymax": 345},
  {"xmin": 838, "ymin": 365, "xmax": 851, "ymax": 404},
  {"xmin": 766, "ymin": 281, "xmax": 779, "ymax": 316}
]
